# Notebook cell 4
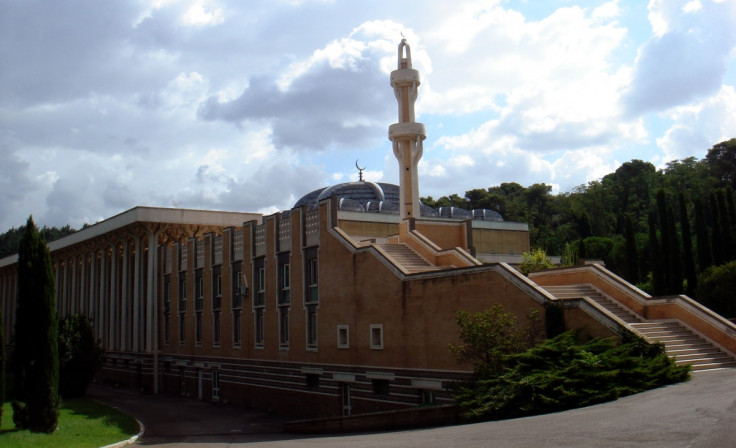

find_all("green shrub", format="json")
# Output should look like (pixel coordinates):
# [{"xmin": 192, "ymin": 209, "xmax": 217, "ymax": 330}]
[
  {"xmin": 519, "ymin": 248, "xmax": 553, "ymax": 275},
  {"xmin": 696, "ymin": 261, "xmax": 736, "ymax": 318},
  {"xmin": 454, "ymin": 331, "xmax": 690, "ymax": 421},
  {"xmin": 58, "ymin": 315, "xmax": 106, "ymax": 398}
]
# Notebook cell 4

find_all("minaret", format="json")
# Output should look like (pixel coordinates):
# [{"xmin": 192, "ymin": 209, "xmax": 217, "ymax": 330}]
[{"xmin": 389, "ymin": 39, "xmax": 426, "ymax": 219}]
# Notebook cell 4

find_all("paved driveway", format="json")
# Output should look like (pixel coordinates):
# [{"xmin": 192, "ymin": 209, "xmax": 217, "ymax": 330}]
[{"xmin": 91, "ymin": 368, "xmax": 736, "ymax": 447}]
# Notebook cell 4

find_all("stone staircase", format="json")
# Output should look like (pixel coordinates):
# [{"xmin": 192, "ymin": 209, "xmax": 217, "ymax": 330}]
[
  {"xmin": 541, "ymin": 284, "xmax": 736, "ymax": 372},
  {"xmin": 375, "ymin": 243, "xmax": 439, "ymax": 274}
]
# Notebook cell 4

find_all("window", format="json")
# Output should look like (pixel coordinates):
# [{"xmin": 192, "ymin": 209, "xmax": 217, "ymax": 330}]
[
  {"xmin": 213, "ymin": 311, "xmax": 221, "ymax": 346},
  {"xmin": 255, "ymin": 267, "xmax": 265, "ymax": 306},
  {"xmin": 179, "ymin": 313, "xmax": 186, "ymax": 345},
  {"xmin": 178, "ymin": 276, "xmax": 187, "ymax": 312},
  {"xmin": 279, "ymin": 263, "xmax": 290, "ymax": 304},
  {"xmin": 232, "ymin": 266, "xmax": 243, "ymax": 309},
  {"xmin": 195, "ymin": 312, "xmax": 203, "ymax": 345},
  {"xmin": 195, "ymin": 271, "xmax": 204, "ymax": 311},
  {"xmin": 337, "ymin": 325, "xmax": 349, "ymax": 349},
  {"xmin": 213, "ymin": 272, "xmax": 222, "ymax": 310},
  {"xmin": 306, "ymin": 257, "xmax": 318, "ymax": 303},
  {"xmin": 279, "ymin": 308, "xmax": 289, "ymax": 347},
  {"xmin": 255, "ymin": 308, "xmax": 264, "ymax": 347},
  {"xmin": 370, "ymin": 324, "xmax": 383, "ymax": 349},
  {"xmin": 420, "ymin": 389, "xmax": 435, "ymax": 405},
  {"xmin": 306, "ymin": 306, "xmax": 318, "ymax": 348},
  {"xmin": 232, "ymin": 309, "xmax": 241, "ymax": 346}
]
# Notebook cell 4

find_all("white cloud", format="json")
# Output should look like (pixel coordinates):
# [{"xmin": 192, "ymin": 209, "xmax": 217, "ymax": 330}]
[{"xmin": 657, "ymin": 85, "xmax": 736, "ymax": 161}]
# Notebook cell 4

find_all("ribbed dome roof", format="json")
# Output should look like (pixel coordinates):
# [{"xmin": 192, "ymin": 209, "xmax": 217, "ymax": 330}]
[
  {"xmin": 293, "ymin": 181, "xmax": 399, "ymax": 210},
  {"xmin": 292, "ymin": 180, "xmax": 503, "ymax": 221}
]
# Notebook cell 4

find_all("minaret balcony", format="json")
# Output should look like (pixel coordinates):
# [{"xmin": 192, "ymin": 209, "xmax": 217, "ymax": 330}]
[
  {"xmin": 390, "ymin": 68, "xmax": 421, "ymax": 87},
  {"xmin": 388, "ymin": 122, "xmax": 426, "ymax": 141}
]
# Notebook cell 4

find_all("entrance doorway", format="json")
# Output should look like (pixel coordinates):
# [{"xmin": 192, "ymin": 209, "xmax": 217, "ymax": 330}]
[{"xmin": 341, "ymin": 383, "xmax": 351, "ymax": 416}]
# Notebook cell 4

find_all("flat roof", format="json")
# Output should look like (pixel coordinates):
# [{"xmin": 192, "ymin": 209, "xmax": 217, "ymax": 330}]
[{"xmin": 0, "ymin": 206, "xmax": 262, "ymax": 268}]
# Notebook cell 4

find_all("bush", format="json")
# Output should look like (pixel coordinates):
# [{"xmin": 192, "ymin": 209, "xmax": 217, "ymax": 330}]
[
  {"xmin": 519, "ymin": 248, "xmax": 553, "ymax": 275},
  {"xmin": 449, "ymin": 305, "xmax": 540, "ymax": 377},
  {"xmin": 58, "ymin": 315, "xmax": 106, "ymax": 398},
  {"xmin": 696, "ymin": 261, "xmax": 736, "ymax": 318},
  {"xmin": 454, "ymin": 331, "xmax": 690, "ymax": 421}
]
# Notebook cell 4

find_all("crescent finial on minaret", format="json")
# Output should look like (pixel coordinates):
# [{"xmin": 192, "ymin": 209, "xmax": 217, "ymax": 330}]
[{"xmin": 355, "ymin": 159, "xmax": 366, "ymax": 182}]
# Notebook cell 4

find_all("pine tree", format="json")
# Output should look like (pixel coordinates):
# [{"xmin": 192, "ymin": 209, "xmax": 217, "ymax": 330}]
[
  {"xmin": 679, "ymin": 194, "xmax": 697, "ymax": 296},
  {"xmin": 12, "ymin": 216, "xmax": 60, "ymax": 433},
  {"xmin": 694, "ymin": 199, "xmax": 712, "ymax": 272}
]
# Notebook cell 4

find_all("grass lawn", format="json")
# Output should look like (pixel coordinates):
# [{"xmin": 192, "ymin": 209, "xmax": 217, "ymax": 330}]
[{"xmin": 1, "ymin": 398, "xmax": 139, "ymax": 448}]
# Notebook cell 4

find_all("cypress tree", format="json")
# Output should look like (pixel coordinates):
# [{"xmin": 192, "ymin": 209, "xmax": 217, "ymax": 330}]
[
  {"xmin": 656, "ymin": 190, "xmax": 672, "ymax": 290},
  {"xmin": 666, "ymin": 206, "xmax": 683, "ymax": 294},
  {"xmin": 710, "ymin": 193, "xmax": 725, "ymax": 266},
  {"xmin": 12, "ymin": 216, "xmax": 59, "ymax": 433},
  {"xmin": 624, "ymin": 215, "xmax": 639, "ymax": 284},
  {"xmin": 694, "ymin": 199, "xmax": 712, "ymax": 272},
  {"xmin": 649, "ymin": 211, "xmax": 665, "ymax": 296},
  {"xmin": 679, "ymin": 194, "xmax": 697, "ymax": 296},
  {"xmin": 717, "ymin": 189, "xmax": 735, "ymax": 262}
]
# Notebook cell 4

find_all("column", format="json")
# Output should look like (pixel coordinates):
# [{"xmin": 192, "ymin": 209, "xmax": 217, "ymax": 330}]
[
  {"xmin": 98, "ymin": 246, "xmax": 107, "ymax": 347},
  {"xmin": 89, "ymin": 249, "xmax": 96, "ymax": 322},
  {"xmin": 109, "ymin": 243, "xmax": 119, "ymax": 351},
  {"xmin": 146, "ymin": 231, "xmax": 157, "ymax": 353},
  {"xmin": 120, "ymin": 240, "xmax": 130, "ymax": 351},
  {"xmin": 133, "ymin": 235, "xmax": 142, "ymax": 352}
]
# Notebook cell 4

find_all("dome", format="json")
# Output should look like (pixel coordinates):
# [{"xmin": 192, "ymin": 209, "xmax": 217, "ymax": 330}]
[
  {"xmin": 293, "ymin": 181, "xmax": 399, "ymax": 211},
  {"xmin": 292, "ymin": 181, "xmax": 502, "ymax": 221}
]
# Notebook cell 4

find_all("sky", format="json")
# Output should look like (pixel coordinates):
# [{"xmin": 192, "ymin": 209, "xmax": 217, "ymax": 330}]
[{"xmin": 1, "ymin": 0, "xmax": 736, "ymax": 233}]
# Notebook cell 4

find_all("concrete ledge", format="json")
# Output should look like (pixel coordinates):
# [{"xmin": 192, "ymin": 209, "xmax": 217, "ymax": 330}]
[{"xmin": 285, "ymin": 404, "xmax": 461, "ymax": 434}]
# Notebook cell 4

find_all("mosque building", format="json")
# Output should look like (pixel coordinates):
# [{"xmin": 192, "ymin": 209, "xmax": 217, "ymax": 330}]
[{"xmin": 2, "ymin": 40, "xmax": 735, "ymax": 419}]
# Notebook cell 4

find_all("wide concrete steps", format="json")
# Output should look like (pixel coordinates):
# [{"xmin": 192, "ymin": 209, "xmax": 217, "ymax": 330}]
[
  {"xmin": 541, "ymin": 283, "xmax": 736, "ymax": 372},
  {"xmin": 375, "ymin": 243, "xmax": 439, "ymax": 274},
  {"xmin": 630, "ymin": 321, "xmax": 736, "ymax": 371},
  {"xmin": 541, "ymin": 284, "xmax": 640, "ymax": 324}
]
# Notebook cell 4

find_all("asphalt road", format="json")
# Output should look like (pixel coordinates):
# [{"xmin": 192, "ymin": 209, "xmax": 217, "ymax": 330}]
[{"xmin": 91, "ymin": 368, "xmax": 736, "ymax": 447}]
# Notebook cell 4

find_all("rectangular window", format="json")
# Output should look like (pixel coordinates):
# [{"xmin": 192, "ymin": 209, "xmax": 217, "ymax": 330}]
[
  {"xmin": 178, "ymin": 276, "xmax": 187, "ymax": 312},
  {"xmin": 195, "ymin": 312, "xmax": 203, "ymax": 345},
  {"xmin": 279, "ymin": 307, "xmax": 289, "ymax": 348},
  {"xmin": 233, "ymin": 309, "xmax": 241, "ymax": 346},
  {"xmin": 255, "ymin": 308, "xmax": 264, "ymax": 347},
  {"xmin": 195, "ymin": 271, "xmax": 204, "ymax": 311},
  {"xmin": 232, "ymin": 265, "xmax": 243, "ymax": 309},
  {"xmin": 306, "ymin": 257, "xmax": 318, "ymax": 303},
  {"xmin": 163, "ymin": 276, "xmax": 171, "ymax": 345},
  {"xmin": 213, "ymin": 311, "xmax": 221, "ymax": 346},
  {"xmin": 279, "ymin": 263, "xmax": 290, "ymax": 304},
  {"xmin": 213, "ymin": 273, "xmax": 222, "ymax": 310},
  {"xmin": 163, "ymin": 313, "xmax": 170, "ymax": 345},
  {"xmin": 306, "ymin": 374, "xmax": 319, "ymax": 389},
  {"xmin": 179, "ymin": 313, "xmax": 186, "ymax": 345},
  {"xmin": 337, "ymin": 325, "xmax": 349, "ymax": 349},
  {"xmin": 370, "ymin": 324, "xmax": 383, "ymax": 349},
  {"xmin": 255, "ymin": 266, "xmax": 265, "ymax": 306},
  {"xmin": 306, "ymin": 305, "xmax": 317, "ymax": 348}
]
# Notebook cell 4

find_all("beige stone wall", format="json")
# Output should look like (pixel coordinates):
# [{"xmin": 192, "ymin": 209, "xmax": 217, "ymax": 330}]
[{"xmin": 473, "ymin": 227, "xmax": 530, "ymax": 256}]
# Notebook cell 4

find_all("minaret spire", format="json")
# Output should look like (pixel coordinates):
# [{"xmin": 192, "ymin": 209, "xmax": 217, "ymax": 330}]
[{"xmin": 389, "ymin": 39, "xmax": 426, "ymax": 219}]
